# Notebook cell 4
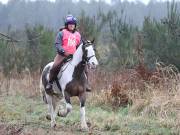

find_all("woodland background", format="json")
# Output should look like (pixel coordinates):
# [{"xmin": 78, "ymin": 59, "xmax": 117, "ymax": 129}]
[{"xmin": 0, "ymin": 0, "xmax": 180, "ymax": 134}]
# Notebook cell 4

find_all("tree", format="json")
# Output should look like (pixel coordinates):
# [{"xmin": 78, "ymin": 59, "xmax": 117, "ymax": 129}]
[
  {"xmin": 24, "ymin": 25, "xmax": 41, "ymax": 72},
  {"xmin": 98, "ymin": 10, "xmax": 137, "ymax": 69},
  {"xmin": 24, "ymin": 25, "xmax": 55, "ymax": 72},
  {"xmin": 78, "ymin": 10, "xmax": 100, "ymax": 40},
  {"xmin": 142, "ymin": 1, "xmax": 180, "ymax": 69}
]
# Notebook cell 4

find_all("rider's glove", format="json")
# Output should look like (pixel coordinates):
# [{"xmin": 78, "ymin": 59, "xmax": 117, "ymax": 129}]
[{"xmin": 57, "ymin": 49, "xmax": 65, "ymax": 56}]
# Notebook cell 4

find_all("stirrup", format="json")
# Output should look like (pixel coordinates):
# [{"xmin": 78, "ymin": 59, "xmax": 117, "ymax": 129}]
[{"xmin": 86, "ymin": 86, "xmax": 92, "ymax": 92}]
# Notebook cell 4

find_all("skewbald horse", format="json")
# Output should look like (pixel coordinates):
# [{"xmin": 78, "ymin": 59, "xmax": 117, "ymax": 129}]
[{"xmin": 40, "ymin": 40, "xmax": 98, "ymax": 131}]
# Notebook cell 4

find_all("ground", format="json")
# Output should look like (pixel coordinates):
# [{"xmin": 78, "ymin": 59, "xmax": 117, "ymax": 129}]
[{"xmin": 0, "ymin": 94, "xmax": 179, "ymax": 135}]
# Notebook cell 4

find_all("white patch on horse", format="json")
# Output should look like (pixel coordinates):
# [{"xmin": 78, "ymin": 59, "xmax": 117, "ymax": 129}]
[
  {"xmin": 46, "ymin": 94, "xmax": 56, "ymax": 127},
  {"xmin": 44, "ymin": 62, "xmax": 54, "ymax": 81},
  {"xmin": 85, "ymin": 45, "xmax": 98, "ymax": 66},
  {"xmin": 80, "ymin": 107, "xmax": 88, "ymax": 129},
  {"xmin": 59, "ymin": 44, "xmax": 83, "ymax": 93},
  {"xmin": 66, "ymin": 103, "xmax": 73, "ymax": 112}
]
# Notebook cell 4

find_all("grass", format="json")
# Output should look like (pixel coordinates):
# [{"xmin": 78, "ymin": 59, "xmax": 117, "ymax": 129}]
[
  {"xmin": 0, "ymin": 63, "xmax": 179, "ymax": 134},
  {"xmin": 0, "ymin": 94, "xmax": 179, "ymax": 135}
]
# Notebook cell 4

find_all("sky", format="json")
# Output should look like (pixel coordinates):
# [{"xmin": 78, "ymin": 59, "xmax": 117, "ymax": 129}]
[{"xmin": 0, "ymin": 0, "xmax": 174, "ymax": 5}]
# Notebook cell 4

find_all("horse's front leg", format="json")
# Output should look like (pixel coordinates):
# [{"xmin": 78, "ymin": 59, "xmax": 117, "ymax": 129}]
[
  {"xmin": 79, "ymin": 92, "xmax": 88, "ymax": 131},
  {"xmin": 58, "ymin": 91, "xmax": 72, "ymax": 117}
]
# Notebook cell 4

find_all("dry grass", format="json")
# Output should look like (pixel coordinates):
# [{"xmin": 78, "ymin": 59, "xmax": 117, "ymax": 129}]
[
  {"xmin": 88, "ymin": 62, "xmax": 180, "ymax": 129},
  {"xmin": 0, "ymin": 70, "xmax": 40, "ymax": 97}
]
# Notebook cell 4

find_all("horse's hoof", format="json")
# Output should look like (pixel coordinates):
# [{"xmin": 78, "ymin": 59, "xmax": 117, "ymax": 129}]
[
  {"xmin": 46, "ymin": 114, "xmax": 51, "ymax": 120},
  {"xmin": 51, "ymin": 123, "xmax": 56, "ymax": 128},
  {"xmin": 87, "ymin": 121, "xmax": 91, "ymax": 127},
  {"xmin": 86, "ymin": 87, "xmax": 92, "ymax": 92},
  {"xmin": 81, "ymin": 127, "xmax": 89, "ymax": 132},
  {"xmin": 81, "ymin": 124, "xmax": 89, "ymax": 132},
  {"xmin": 58, "ymin": 110, "xmax": 67, "ymax": 117}
]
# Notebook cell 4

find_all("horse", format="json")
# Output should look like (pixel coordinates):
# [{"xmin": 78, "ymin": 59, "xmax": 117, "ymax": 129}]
[{"xmin": 40, "ymin": 40, "xmax": 98, "ymax": 130}]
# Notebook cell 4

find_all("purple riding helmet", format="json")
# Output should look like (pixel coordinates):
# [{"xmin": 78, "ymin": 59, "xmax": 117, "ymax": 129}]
[{"xmin": 65, "ymin": 15, "xmax": 77, "ymax": 26}]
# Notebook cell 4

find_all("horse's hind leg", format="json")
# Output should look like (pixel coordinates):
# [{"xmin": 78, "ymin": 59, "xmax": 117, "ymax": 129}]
[
  {"xmin": 79, "ymin": 93, "xmax": 88, "ymax": 131},
  {"xmin": 46, "ymin": 104, "xmax": 51, "ymax": 120},
  {"xmin": 46, "ymin": 94, "xmax": 57, "ymax": 128},
  {"xmin": 57, "ymin": 98, "xmax": 66, "ymax": 117}
]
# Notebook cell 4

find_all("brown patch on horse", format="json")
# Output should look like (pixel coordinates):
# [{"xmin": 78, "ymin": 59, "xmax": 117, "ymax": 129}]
[
  {"xmin": 65, "ymin": 81, "xmax": 85, "ymax": 96},
  {"xmin": 65, "ymin": 61, "xmax": 87, "ymax": 97}
]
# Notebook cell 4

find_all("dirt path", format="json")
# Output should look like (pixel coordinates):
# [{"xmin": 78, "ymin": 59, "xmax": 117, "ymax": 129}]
[
  {"xmin": 0, "ymin": 123, "xmax": 63, "ymax": 135},
  {"xmin": 0, "ymin": 123, "xmax": 97, "ymax": 135}
]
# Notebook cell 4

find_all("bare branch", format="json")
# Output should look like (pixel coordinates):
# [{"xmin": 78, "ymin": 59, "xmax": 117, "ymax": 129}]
[
  {"xmin": 0, "ymin": 32, "xmax": 42, "ymax": 43},
  {"xmin": 0, "ymin": 32, "xmax": 19, "ymax": 42}
]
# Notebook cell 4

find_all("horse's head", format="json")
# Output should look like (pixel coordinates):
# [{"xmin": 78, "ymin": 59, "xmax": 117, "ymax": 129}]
[{"xmin": 82, "ymin": 40, "xmax": 98, "ymax": 69}]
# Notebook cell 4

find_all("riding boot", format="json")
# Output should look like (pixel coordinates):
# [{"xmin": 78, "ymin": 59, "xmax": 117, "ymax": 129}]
[
  {"xmin": 85, "ymin": 66, "xmax": 92, "ymax": 92},
  {"xmin": 45, "ymin": 54, "xmax": 65, "ymax": 93},
  {"xmin": 45, "ymin": 66, "xmax": 58, "ymax": 93}
]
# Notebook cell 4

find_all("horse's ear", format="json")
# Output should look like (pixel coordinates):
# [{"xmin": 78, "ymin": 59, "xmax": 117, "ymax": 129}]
[
  {"xmin": 81, "ymin": 37, "xmax": 87, "ymax": 45},
  {"xmin": 91, "ymin": 38, "xmax": 95, "ymax": 44},
  {"xmin": 81, "ymin": 38, "xmax": 86, "ymax": 50},
  {"xmin": 82, "ymin": 39, "xmax": 85, "ymax": 45}
]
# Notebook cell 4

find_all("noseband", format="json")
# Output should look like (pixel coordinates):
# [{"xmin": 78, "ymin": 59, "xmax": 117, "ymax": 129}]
[{"xmin": 86, "ymin": 55, "xmax": 95, "ymax": 61}]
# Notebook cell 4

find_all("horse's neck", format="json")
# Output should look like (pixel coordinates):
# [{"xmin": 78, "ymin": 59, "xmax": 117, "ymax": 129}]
[
  {"xmin": 72, "ymin": 62, "xmax": 86, "ymax": 80},
  {"xmin": 70, "ymin": 44, "xmax": 83, "ymax": 66},
  {"xmin": 70, "ymin": 44, "xmax": 86, "ymax": 80}
]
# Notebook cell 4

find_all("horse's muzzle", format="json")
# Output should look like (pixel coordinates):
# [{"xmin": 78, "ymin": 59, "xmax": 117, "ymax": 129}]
[{"xmin": 89, "ymin": 63, "xmax": 97, "ymax": 69}]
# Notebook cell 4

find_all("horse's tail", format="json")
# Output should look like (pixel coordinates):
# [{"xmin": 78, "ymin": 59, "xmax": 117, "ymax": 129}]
[{"xmin": 39, "ymin": 73, "xmax": 48, "ymax": 104}]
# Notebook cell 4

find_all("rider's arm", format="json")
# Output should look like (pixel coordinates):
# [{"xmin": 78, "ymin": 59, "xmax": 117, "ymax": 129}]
[{"xmin": 55, "ymin": 31, "xmax": 65, "ymax": 55}]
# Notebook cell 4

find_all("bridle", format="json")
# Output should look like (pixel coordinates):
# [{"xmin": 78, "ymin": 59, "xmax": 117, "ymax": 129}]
[
  {"xmin": 86, "ymin": 55, "xmax": 95, "ymax": 61},
  {"xmin": 82, "ymin": 42, "xmax": 96, "ymax": 64},
  {"xmin": 59, "ymin": 42, "xmax": 96, "ymax": 76}
]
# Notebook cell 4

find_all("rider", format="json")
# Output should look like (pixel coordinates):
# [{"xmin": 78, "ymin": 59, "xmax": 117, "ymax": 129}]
[{"xmin": 46, "ymin": 14, "xmax": 91, "ymax": 92}]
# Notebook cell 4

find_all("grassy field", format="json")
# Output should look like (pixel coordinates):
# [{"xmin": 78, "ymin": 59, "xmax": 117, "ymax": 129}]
[{"xmin": 0, "ymin": 94, "xmax": 179, "ymax": 135}]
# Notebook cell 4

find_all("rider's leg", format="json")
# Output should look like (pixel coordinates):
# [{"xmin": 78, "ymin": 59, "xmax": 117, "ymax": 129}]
[
  {"xmin": 46, "ymin": 54, "xmax": 65, "ymax": 92},
  {"xmin": 85, "ymin": 65, "xmax": 92, "ymax": 92}
]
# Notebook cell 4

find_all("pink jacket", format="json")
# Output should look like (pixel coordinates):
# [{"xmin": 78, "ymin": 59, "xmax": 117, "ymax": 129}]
[{"xmin": 62, "ymin": 29, "xmax": 81, "ymax": 54}]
